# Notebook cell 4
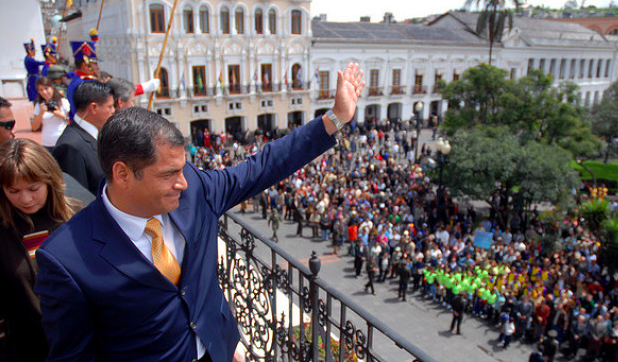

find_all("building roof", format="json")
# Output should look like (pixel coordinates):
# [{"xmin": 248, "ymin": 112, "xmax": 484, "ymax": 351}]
[
  {"xmin": 311, "ymin": 20, "xmax": 488, "ymax": 46},
  {"xmin": 429, "ymin": 11, "xmax": 614, "ymax": 49}
]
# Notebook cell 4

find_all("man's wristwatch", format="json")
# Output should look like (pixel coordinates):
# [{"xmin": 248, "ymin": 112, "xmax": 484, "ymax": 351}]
[{"xmin": 325, "ymin": 110, "xmax": 344, "ymax": 131}]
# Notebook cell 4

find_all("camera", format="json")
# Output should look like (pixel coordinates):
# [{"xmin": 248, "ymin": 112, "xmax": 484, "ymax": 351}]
[{"xmin": 45, "ymin": 101, "xmax": 58, "ymax": 112}]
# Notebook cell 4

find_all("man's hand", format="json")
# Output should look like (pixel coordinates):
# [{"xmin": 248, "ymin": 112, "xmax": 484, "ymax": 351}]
[
  {"xmin": 333, "ymin": 63, "xmax": 365, "ymax": 122},
  {"xmin": 323, "ymin": 63, "xmax": 365, "ymax": 134}
]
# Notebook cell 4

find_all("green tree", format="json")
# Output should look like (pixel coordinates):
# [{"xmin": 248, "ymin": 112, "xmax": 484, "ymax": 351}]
[
  {"xmin": 591, "ymin": 81, "xmax": 618, "ymax": 163},
  {"xmin": 441, "ymin": 64, "xmax": 508, "ymax": 127},
  {"xmin": 600, "ymin": 217, "xmax": 618, "ymax": 274},
  {"xmin": 441, "ymin": 64, "xmax": 601, "ymax": 158},
  {"xmin": 465, "ymin": 0, "xmax": 522, "ymax": 65},
  {"xmin": 443, "ymin": 127, "xmax": 579, "ymax": 223}
]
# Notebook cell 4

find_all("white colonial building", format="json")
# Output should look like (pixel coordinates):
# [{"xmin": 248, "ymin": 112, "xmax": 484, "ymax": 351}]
[
  {"xmin": 310, "ymin": 12, "xmax": 618, "ymax": 124},
  {"xmin": 429, "ymin": 12, "xmax": 618, "ymax": 108},
  {"xmin": 310, "ymin": 18, "xmax": 491, "ymax": 123},
  {"xmin": 76, "ymin": 0, "xmax": 312, "ymax": 137}
]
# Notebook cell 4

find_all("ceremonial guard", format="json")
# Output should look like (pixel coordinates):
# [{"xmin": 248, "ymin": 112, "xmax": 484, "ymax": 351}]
[
  {"xmin": 67, "ymin": 39, "xmax": 99, "ymax": 120},
  {"xmin": 40, "ymin": 38, "xmax": 58, "ymax": 77},
  {"xmin": 24, "ymin": 39, "xmax": 44, "ymax": 102}
]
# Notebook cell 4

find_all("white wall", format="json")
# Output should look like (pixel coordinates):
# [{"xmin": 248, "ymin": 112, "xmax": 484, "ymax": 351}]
[{"xmin": 0, "ymin": 0, "xmax": 46, "ymax": 98}]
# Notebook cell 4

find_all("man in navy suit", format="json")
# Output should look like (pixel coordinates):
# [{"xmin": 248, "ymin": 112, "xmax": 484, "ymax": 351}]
[
  {"xmin": 53, "ymin": 81, "xmax": 114, "ymax": 194},
  {"xmin": 35, "ymin": 63, "xmax": 365, "ymax": 362}
]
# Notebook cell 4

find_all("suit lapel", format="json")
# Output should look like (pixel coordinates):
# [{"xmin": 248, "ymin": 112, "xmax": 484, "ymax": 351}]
[
  {"xmin": 70, "ymin": 122, "xmax": 97, "ymax": 152},
  {"xmin": 169, "ymin": 200, "xmax": 193, "ymax": 276},
  {"xmin": 92, "ymin": 198, "xmax": 177, "ymax": 292}
]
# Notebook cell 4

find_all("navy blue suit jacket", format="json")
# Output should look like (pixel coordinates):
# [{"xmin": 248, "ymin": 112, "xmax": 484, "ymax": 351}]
[{"xmin": 35, "ymin": 117, "xmax": 336, "ymax": 361}]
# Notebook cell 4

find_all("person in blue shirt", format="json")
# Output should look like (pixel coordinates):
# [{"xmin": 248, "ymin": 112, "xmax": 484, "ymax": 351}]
[{"xmin": 24, "ymin": 39, "xmax": 45, "ymax": 102}]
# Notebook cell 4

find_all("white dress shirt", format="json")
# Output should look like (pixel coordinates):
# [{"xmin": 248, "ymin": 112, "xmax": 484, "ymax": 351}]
[
  {"xmin": 73, "ymin": 114, "xmax": 99, "ymax": 140},
  {"xmin": 101, "ymin": 185, "xmax": 206, "ymax": 358}
]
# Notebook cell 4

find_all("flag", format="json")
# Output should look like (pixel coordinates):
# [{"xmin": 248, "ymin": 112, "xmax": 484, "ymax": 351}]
[
  {"xmin": 253, "ymin": 69, "xmax": 258, "ymax": 84},
  {"xmin": 262, "ymin": 72, "xmax": 269, "ymax": 86},
  {"xmin": 67, "ymin": 0, "xmax": 73, "ymax": 8},
  {"xmin": 296, "ymin": 68, "xmax": 303, "ymax": 85},
  {"xmin": 196, "ymin": 73, "xmax": 203, "ymax": 90},
  {"xmin": 218, "ymin": 71, "xmax": 224, "ymax": 91},
  {"xmin": 314, "ymin": 66, "xmax": 320, "ymax": 85},
  {"xmin": 284, "ymin": 70, "xmax": 288, "ymax": 85},
  {"xmin": 180, "ymin": 71, "xmax": 187, "ymax": 92},
  {"xmin": 231, "ymin": 69, "xmax": 236, "ymax": 86}
]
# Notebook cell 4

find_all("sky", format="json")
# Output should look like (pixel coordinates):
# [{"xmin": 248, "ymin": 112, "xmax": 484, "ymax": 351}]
[{"xmin": 310, "ymin": 0, "xmax": 613, "ymax": 22}]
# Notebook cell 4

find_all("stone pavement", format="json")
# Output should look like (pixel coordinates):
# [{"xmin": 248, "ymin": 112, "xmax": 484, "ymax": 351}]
[{"xmin": 229, "ymin": 207, "xmax": 538, "ymax": 362}]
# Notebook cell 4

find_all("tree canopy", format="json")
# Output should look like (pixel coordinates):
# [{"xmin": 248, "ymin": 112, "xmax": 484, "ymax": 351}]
[
  {"xmin": 441, "ymin": 64, "xmax": 602, "ymax": 158},
  {"xmin": 591, "ymin": 80, "xmax": 618, "ymax": 162},
  {"xmin": 442, "ymin": 127, "xmax": 579, "ymax": 216}
]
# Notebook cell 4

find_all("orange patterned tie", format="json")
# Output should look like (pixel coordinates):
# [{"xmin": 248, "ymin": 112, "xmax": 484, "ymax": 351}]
[{"xmin": 144, "ymin": 218, "xmax": 181, "ymax": 285}]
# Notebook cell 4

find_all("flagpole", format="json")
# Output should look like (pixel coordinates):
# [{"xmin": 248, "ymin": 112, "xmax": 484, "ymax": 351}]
[
  {"xmin": 148, "ymin": 0, "xmax": 179, "ymax": 110},
  {"xmin": 56, "ymin": 0, "xmax": 71, "ymax": 61},
  {"xmin": 96, "ymin": 0, "xmax": 106, "ymax": 31}
]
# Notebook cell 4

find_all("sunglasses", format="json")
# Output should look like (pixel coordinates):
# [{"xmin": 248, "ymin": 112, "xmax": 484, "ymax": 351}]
[{"xmin": 0, "ymin": 120, "xmax": 15, "ymax": 130}]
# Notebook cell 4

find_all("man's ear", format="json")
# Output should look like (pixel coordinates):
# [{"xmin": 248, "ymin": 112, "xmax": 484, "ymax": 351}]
[{"xmin": 111, "ymin": 161, "xmax": 132, "ymax": 188}]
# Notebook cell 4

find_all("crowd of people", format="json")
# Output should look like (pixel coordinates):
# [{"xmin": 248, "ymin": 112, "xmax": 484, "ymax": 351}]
[{"xmin": 190, "ymin": 116, "xmax": 618, "ymax": 361}]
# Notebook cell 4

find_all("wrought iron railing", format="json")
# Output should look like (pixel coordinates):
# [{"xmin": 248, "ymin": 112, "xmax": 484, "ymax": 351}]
[{"xmin": 217, "ymin": 212, "xmax": 437, "ymax": 362}]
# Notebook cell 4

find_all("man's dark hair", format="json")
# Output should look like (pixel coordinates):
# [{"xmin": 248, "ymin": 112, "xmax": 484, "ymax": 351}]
[
  {"xmin": 0, "ymin": 97, "xmax": 12, "ymax": 109},
  {"xmin": 74, "ymin": 81, "xmax": 113, "ymax": 112},
  {"xmin": 98, "ymin": 107, "xmax": 185, "ymax": 180},
  {"xmin": 106, "ymin": 77, "xmax": 135, "ymax": 106}
]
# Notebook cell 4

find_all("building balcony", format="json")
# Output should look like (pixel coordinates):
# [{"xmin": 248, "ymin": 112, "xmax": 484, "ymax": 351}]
[
  {"xmin": 367, "ymin": 86, "xmax": 384, "ymax": 97},
  {"xmin": 413, "ymin": 84, "xmax": 427, "ymax": 95},
  {"xmin": 389, "ymin": 85, "xmax": 406, "ymax": 95},
  {"xmin": 217, "ymin": 212, "xmax": 436, "ymax": 362}
]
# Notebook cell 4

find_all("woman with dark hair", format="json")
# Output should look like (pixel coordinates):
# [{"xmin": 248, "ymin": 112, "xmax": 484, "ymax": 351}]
[
  {"xmin": 31, "ymin": 76, "xmax": 69, "ymax": 151},
  {"xmin": 0, "ymin": 139, "xmax": 81, "ymax": 361}
]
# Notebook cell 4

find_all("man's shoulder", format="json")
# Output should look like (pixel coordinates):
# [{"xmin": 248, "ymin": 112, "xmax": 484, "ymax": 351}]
[{"xmin": 40, "ymin": 201, "xmax": 97, "ymax": 254}]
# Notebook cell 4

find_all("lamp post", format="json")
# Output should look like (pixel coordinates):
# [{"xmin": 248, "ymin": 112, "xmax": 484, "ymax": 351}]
[
  {"xmin": 435, "ymin": 137, "xmax": 451, "ymax": 223},
  {"xmin": 413, "ymin": 102, "xmax": 423, "ymax": 162}
]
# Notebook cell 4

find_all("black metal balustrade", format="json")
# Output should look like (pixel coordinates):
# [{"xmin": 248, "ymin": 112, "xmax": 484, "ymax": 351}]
[{"xmin": 217, "ymin": 212, "xmax": 437, "ymax": 362}]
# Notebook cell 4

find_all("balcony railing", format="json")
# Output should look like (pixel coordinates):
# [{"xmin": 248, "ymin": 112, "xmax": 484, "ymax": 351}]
[
  {"xmin": 367, "ymin": 86, "xmax": 384, "ymax": 97},
  {"xmin": 413, "ymin": 84, "xmax": 427, "ymax": 95},
  {"xmin": 288, "ymin": 81, "xmax": 311, "ymax": 91},
  {"xmin": 191, "ymin": 86, "xmax": 216, "ymax": 97},
  {"xmin": 431, "ymin": 84, "xmax": 443, "ymax": 94},
  {"xmin": 317, "ymin": 89, "xmax": 336, "ymax": 100},
  {"xmin": 217, "ymin": 212, "xmax": 436, "ymax": 362},
  {"xmin": 389, "ymin": 85, "xmax": 406, "ymax": 95}
]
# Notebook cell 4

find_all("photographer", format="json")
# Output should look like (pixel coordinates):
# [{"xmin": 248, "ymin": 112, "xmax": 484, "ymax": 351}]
[{"xmin": 32, "ymin": 77, "xmax": 69, "ymax": 152}]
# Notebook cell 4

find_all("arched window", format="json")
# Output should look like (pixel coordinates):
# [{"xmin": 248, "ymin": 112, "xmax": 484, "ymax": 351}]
[
  {"xmin": 199, "ymin": 5, "xmax": 209, "ymax": 33},
  {"xmin": 291, "ymin": 10, "xmax": 301, "ymax": 35},
  {"xmin": 255, "ymin": 8, "xmax": 263, "ymax": 34},
  {"xmin": 183, "ymin": 5, "xmax": 194, "ymax": 33},
  {"xmin": 156, "ymin": 67, "xmax": 169, "ymax": 97},
  {"xmin": 221, "ymin": 6, "xmax": 230, "ymax": 34},
  {"xmin": 149, "ymin": 4, "xmax": 165, "ymax": 33},
  {"xmin": 235, "ymin": 8, "xmax": 244, "ymax": 34},
  {"xmin": 268, "ymin": 9, "xmax": 277, "ymax": 35}
]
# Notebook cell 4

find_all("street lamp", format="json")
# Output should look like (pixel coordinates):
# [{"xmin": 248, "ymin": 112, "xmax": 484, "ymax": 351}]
[
  {"xmin": 413, "ymin": 102, "xmax": 423, "ymax": 162},
  {"xmin": 435, "ymin": 137, "xmax": 451, "ymax": 223}
]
